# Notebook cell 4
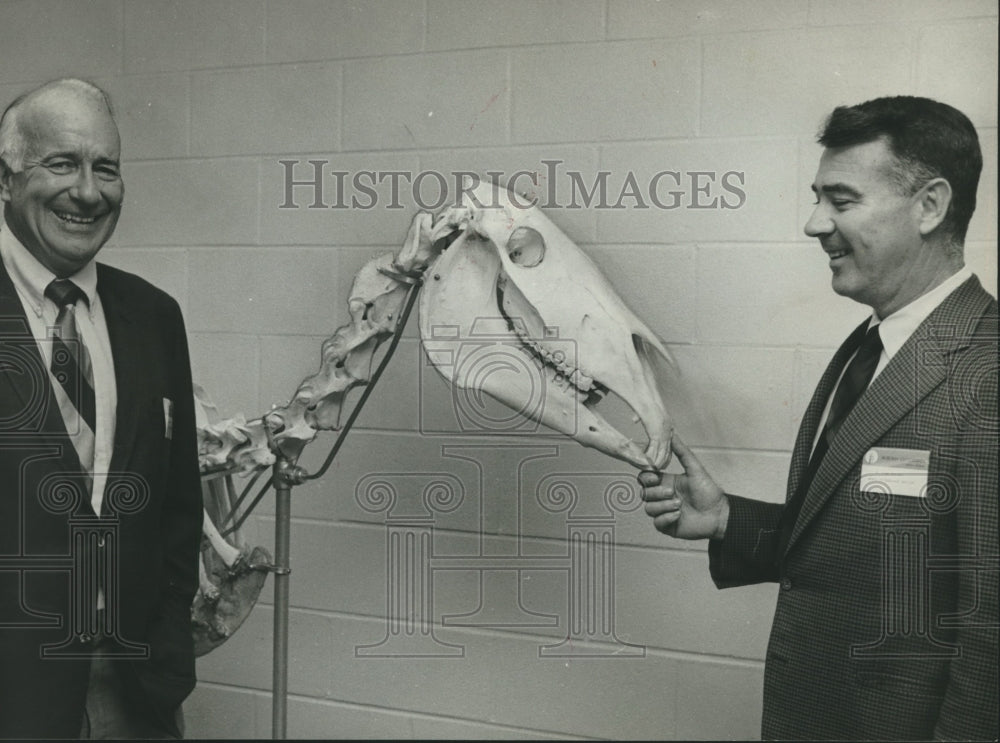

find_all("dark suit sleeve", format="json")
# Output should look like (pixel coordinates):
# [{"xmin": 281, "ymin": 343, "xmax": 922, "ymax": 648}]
[
  {"xmin": 162, "ymin": 299, "xmax": 202, "ymax": 604},
  {"xmin": 140, "ymin": 298, "xmax": 203, "ymax": 714},
  {"xmin": 708, "ymin": 495, "xmax": 784, "ymax": 587},
  {"xmin": 934, "ymin": 331, "xmax": 999, "ymax": 740}
]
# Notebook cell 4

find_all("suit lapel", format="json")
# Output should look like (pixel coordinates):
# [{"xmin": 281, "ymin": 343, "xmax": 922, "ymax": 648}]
[
  {"xmin": 787, "ymin": 276, "xmax": 994, "ymax": 551},
  {"xmin": 0, "ymin": 262, "xmax": 69, "ymax": 443},
  {"xmin": 785, "ymin": 320, "xmax": 869, "ymax": 501},
  {"xmin": 97, "ymin": 265, "xmax": 142, "ymax": 477}
]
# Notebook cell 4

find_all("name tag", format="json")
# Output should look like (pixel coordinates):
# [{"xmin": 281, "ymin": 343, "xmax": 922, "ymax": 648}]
[
  {"xmin": 860, "ymin": 447, "xmax": 930, "ymax": 498},
  {"xmin": 163, "ymin": 398, "xmax": 174, "ymax": 440}
]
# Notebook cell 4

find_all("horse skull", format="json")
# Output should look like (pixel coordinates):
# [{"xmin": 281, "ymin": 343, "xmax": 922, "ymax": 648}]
[{"xmin": 420, "ymin": 179, "xmax": 674, "ymax": 470}]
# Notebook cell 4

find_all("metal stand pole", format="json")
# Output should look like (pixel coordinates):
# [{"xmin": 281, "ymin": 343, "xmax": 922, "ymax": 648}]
[
  {"xmin": 270, "ymin": 458, "xmax": 304, "ymax": 739},
  {"xmin": 261, "ymin": 271, "xmax": 423, "ymax": 738}
]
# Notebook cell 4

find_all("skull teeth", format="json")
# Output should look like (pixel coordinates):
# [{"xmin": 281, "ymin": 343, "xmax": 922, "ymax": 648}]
[{"xmin": 511, "ymin": 325, "xmax": 595, "ymax": 394}]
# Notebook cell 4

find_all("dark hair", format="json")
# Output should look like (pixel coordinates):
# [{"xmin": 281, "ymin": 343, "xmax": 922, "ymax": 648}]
[{"xmin": 818, "ymin": 96, "xmax": 981, "ymax": 244}]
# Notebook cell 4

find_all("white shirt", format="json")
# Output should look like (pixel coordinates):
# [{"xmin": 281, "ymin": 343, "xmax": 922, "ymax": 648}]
[
  {"xmin": 812, "ymin": 265, "xmax": 974, "ymax": 452},
  {"xmin": 1, "ymin": 224, "xmax": 118, "ymax": 518}
]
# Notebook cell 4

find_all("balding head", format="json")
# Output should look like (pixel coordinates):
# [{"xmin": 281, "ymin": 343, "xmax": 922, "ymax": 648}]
[{"xmin": 0, "ymin": 79, "xmax": 117, "ymax": 173}]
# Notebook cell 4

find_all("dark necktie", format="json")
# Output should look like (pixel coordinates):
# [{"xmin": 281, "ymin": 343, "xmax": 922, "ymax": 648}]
[
  {"xmin": 778, "ymin": 325, "xmax": 884, "ymax": 553},
  {"xmin": 45, "ymin": 279, "xmax": 96, "ymax": 472}
]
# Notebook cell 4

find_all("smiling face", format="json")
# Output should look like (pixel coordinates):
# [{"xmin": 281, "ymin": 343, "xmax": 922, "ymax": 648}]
[
  {"xmin": 0, "ymin": 88, "xmax": 123, "ymax": 277},
  {"xmin": 804, "ymin": 137, "xmax": 946, "ymax": 318}
]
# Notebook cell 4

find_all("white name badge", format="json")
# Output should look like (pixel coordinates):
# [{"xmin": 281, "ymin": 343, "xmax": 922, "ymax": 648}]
[{"xmin": 860, "ymin": 447, "xmax": 930, "ymax": 498}]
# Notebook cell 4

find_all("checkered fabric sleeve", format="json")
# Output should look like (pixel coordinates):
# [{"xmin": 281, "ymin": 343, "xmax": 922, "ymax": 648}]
[{"xmin": 708, "ymin": 494, "xmax": 783, "ymax": 588}]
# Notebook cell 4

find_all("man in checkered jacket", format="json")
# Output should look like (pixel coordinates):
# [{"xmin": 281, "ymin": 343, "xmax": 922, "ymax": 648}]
[{"xmin": 640, "ymin": 96, "xmax": 997, "ymax": 740}]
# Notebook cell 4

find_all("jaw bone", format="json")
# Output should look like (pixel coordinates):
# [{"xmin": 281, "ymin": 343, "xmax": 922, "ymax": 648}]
[{"xmin": 420, "ymin": 179, "xmax": 674, "ymax": 470}]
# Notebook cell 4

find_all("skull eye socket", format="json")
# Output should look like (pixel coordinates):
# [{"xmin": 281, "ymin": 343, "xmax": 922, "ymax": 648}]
[{"xmin": 505, "ymin": 226, "xmax": 545, "ymax": 267}]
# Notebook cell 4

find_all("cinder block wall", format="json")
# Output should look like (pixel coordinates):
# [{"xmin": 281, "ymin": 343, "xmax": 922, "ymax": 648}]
[{"xmin": 2, "ymin": 1, "xmax": 996, "ymax": 739}]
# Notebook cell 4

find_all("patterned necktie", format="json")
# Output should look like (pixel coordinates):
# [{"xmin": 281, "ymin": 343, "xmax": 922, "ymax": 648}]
[
  {"xmin": 45, "ymin": 279, "xmax": 96, "ymax": 472},
  {"xmin": 778, "ymin": 325, "xmax": 884, "ymax": 553}
]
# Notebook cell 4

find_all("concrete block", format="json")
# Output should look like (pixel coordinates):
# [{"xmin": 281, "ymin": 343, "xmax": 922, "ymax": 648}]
[
  {"xmin": 614, "ymin": 548, "xmax": 776, "ymax": 660},
  {"xmin": 808, "ymin": 0, "xmax": 998, "ymax": 26},
  {"xmin": 918, "ymin": 22, "xmax": 998, "ymax": 128},
  {"xmin": 596, "ymin": 138, "xmax": 799, "ymax": 244},
  {"xmin": 260, "ymin": 152, "xmax": 421, "ymax": 246},
  {"xmin": 101, "ymin": 73, "xmax": 190, "ymax": 161},
  {"xmin": 967, "ymin": 129, "xmax": 997, "ymax": 244},
  {"xmin": 966, "ymin": 242, "xmax": 998, "ymax": 297},
  {"xmin": 114, "ymin": 159, "xmax": 259, "ymax": 246},
  {"xmin": 659, "ymin": 345, "xmax": 799, "ymax": 451},
  {"xmin": 188, "ymin": 332, "xmax": 260, "ymax": 418},
  {"xmin": 412, "ymin": 714, "xmax": 566, "ymax": 740},
  {"xmin": 702, "ymin": 28, "xmax": 913, "ymax": 136},
  {"xmin": 123, "ymin": 0, "xmax": 265, "ymax": 72},
  {"xmin": 674, "ymin": 658, "xmax": 765, "ymax": 740},
  {"xmin": 428, "ymin": 0, "xmax": 604, "ymax": 50},
  {"xmin": 325, "ymin": 614, "xmax": 679, "ymax": 739},
  {"xmin": 192, "ymin": 63, "xmax": 341, "ymax": 157},
  {"xmin": 260, "ymin": 695, "xmax": 414, "ymax": 740},
  {"xmin": 266, "ymin": 0, "xmax": 423, "ymax": 63},
  {"xmin": 195, "ymin": 605, "xmax": 334, "ymax": 698},
  {"xmin": 258, "ymin": 333, "xmax": 328, "ymax": 414},
  {"xmin": 259, "ymin": 333, "xmax": 426, "ymax": 436},
  {"xmin": 184, "ymin": 684, "xmax": 261, "ymax": 739},
  {"xmin": 694, "ymin": 243, "xmax": 863, "ymax": 348},
  {"xmin": 0, "ymin": 0, "xmax": 121, "ymax": 83},
  {"xmin": 512, "ymin": 39, "xmax": 699, "ymax": 143},
  {"xmin": 343, "ymin": 50, "xmax": 509, "ymax": 151},
  {"xmin": 187, "ymin": 246, "xmax": 340, "ymax": 335},
  {"xmin": 584, "ymin": 244, "xmax": 696, "ymax": 343},
  {"xmin": 609, "ymin": 0, "xmax": 809, "ymax": 38}
]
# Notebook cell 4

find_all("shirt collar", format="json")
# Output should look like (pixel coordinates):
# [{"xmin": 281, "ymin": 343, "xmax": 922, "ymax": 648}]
[
  {"xmin": 869, "ymin": 266, "xmax": 974, "ymax": 361},
  {"xmin": 0, "ymin": 223, "xmax": 99, "ymax": 316}
]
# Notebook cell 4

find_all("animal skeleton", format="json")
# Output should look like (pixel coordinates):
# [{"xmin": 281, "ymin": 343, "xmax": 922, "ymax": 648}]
[{"xmin": 193, "ymin": 177, "xmax": 674, "ymax": 650}]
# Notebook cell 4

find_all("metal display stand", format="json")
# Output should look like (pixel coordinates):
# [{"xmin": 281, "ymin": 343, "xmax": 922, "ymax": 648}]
[{"xmin": 214, "ymin": 268, "xmax": 424, "ymax": 738}]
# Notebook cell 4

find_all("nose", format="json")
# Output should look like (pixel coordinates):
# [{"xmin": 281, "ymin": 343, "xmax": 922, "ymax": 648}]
[
  {"xmin": 804, "ymin": 203, "xmax": 834, "ymax": 238},
  {"xmin": 70, "ymin": 166, "xmax": 101, "ymax": 206}
]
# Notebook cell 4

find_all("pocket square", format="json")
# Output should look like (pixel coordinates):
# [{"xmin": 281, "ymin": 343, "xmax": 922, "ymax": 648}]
[{"xmin": 163, "ymin": 397, "xmax": 174, "ymax": 440}]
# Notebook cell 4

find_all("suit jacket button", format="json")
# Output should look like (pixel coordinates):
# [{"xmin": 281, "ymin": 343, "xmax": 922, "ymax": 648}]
[{"xmin": 780, "ymin": 577, "xmax": 793, "ymax": 591}]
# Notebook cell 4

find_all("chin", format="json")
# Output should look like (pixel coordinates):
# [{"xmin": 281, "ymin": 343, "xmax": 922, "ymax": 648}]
[{"xmin": 831, "ymin": 283, "xmax": 867, "ymax": 307}]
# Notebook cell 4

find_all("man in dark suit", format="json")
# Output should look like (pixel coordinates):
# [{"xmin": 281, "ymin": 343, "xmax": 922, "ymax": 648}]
[
  {"xmin": 0, "ymin": 79, "xmax": 202, "ymax": 737},
  {"xmin": 641, "ymin": 96, "xmax": 997, "ymax": 740}
]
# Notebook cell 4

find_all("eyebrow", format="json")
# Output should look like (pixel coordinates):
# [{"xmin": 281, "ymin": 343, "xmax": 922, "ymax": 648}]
[
  {"xmin": 810, "ymin": 182, "xmax": 862, "ymax": 199},
  {"xmin": 40, "ymin": 151, "xmax": 121, "ymax": 166}
]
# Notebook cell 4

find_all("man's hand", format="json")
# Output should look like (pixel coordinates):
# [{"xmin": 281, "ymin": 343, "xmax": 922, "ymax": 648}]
[{"xmin": 638, "ymin": 435, "xmax": 729, "ymax": 540}]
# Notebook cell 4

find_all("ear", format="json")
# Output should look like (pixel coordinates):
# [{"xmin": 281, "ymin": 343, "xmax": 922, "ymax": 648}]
[
  {"xmin": 915, "ymin": 177, "xmax": 952, "ymax": 236},
  {"xmin": 0, "ymin": 158, "xmax": 12, "ymax": 204}
]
